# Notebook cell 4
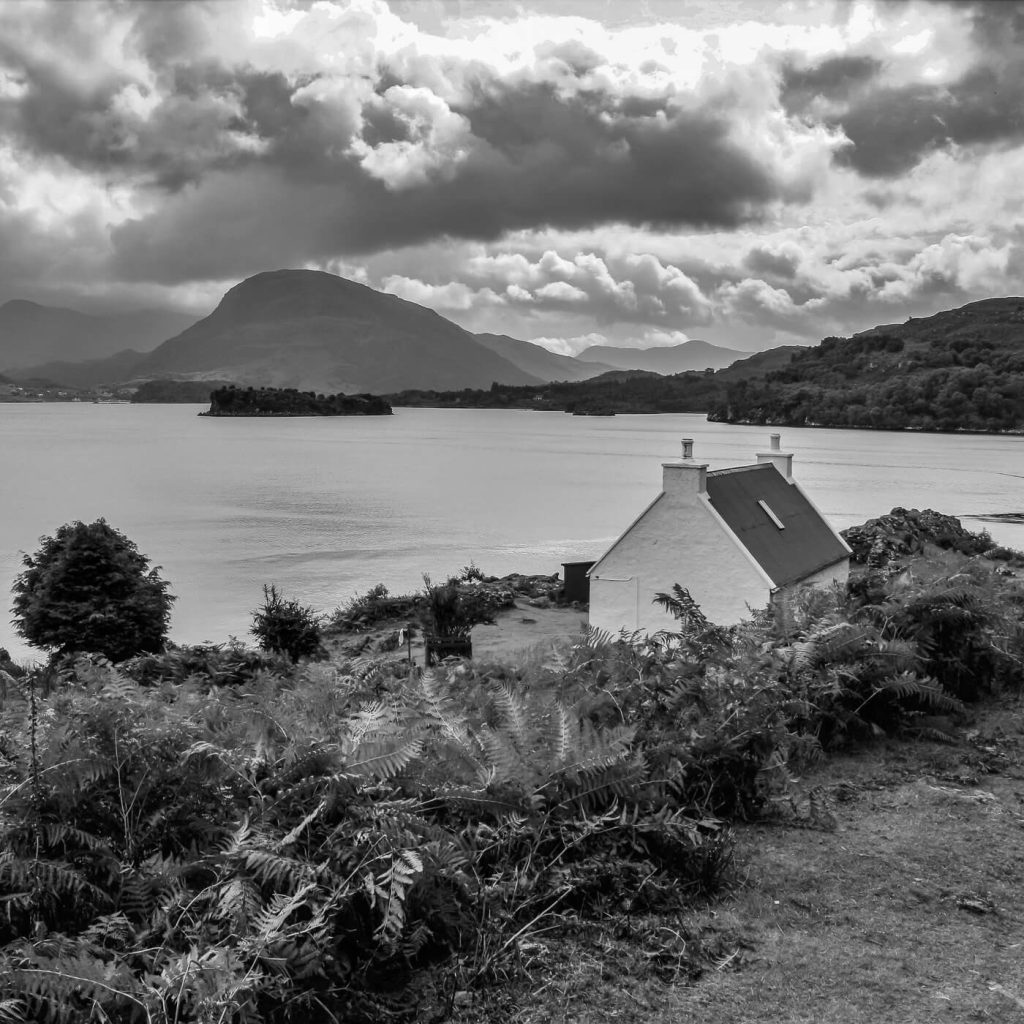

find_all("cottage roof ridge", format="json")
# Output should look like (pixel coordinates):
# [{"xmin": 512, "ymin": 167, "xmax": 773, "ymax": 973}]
[{"xmin": 706, "ymin": 463, "xmax": 766, "ymax": 478}]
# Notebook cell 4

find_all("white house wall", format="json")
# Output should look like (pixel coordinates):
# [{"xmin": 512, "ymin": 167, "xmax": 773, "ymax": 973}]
[
  {"xmin": 589, "ymin": 494, "xmax": 772, "ymax": 633},
  {"xmin": 774, "ymin": 558, "xmax": 850, "ymax": 609}
]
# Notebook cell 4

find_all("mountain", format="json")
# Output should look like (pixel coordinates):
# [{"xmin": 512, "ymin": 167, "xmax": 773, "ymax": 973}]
[
  {"xmin": 5, "ymin": 349, "xmax": 148, "ymax": 389},
  {"xmin": 0, "ymin": 300, "xmax": 196, "ymax": 371},
  {"xmin": 709, "ymin": 297, "xmax": 1024, "ymax": 433},
  {"xmin": 473, "ymin": 333, "xmax": 614, "ymax": 381},
  {"xmin": 133, "ymin": 270, "xmax": 541, "ymax": 393},
  {"xmin": 576, "ymin": 339, "xmax": 748, "ymax": 374}
]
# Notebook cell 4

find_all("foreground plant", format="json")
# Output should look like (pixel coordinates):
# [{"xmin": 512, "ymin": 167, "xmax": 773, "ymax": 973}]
[
  {"xmin": 11, "ymin": 519, "xmax": 174, "ymax": 662},
  {"xmin": 0, "ymin": 652, "xmax": 731, "ymax": 1023}
]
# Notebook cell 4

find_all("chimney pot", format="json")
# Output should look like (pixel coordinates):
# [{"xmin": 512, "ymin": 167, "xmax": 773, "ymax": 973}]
[
  {"xmin": 681, "ymin": 438, "xmax": 694, "ymax": 460},
  {"xmin": 757, "ymin": 434, "xmax": 793, "ymax": 480}
]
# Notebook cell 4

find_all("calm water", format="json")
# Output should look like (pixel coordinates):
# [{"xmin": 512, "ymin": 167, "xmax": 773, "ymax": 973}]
[{"xmin": 2, "ymin": 404, "xmax": 1022, "ymax": 661}]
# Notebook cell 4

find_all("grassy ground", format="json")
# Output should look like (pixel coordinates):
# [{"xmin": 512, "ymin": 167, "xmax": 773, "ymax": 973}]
[{"xmin": 452, "ymin": 692, "xmax": 1024, "ymax": 1024}]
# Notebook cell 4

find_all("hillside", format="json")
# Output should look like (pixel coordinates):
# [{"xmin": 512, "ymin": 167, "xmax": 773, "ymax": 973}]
[
  {"xmin": 578, "ymin": 338, "xmax": 749, "ymax": 373},
  {"xmin": 716, "ymin": 345, "xmax": 804, "ymax": 380},
  {"xmin": 0, "ymin": 300, "xmax": 195, "ymax": 371},
  {"xmin": 389, "ymin": 347, "xmax": 799, "ymax": 413},
  {"xmin": 5, "ymin": 349, "xmax": 147, "ymax": 388},
  {"xmin": 134, "ymin": 270, "xmax": 541, "ymax": 393},
  {"xmin": 710, "ymin": 298, "xmax": 1024, "ymax": 432},
  {"xmin": 473, "ymin": 333, "xmax": 614, "ymax": 381}
]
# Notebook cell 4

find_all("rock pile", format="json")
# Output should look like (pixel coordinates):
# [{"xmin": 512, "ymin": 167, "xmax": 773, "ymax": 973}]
[{"xmin": 841, "ymin": 507, "xmax": 992, "ymax": 568}]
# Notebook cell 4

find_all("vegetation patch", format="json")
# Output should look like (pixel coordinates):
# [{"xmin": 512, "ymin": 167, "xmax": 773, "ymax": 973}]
[
  {"xmin": 1, "ymin": 514, "xmax": 1022, "ymax": 1021},
  {"xmin": 709, "ymin": 297, "xmax": 1024, "ymax": 432},
  {"xmin": 203, "ymin": 385, "xmax": 392, "ymax": 416}
]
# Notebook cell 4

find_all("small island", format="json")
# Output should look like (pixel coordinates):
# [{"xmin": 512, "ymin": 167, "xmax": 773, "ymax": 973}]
[{"xmin": 202, "ymin": 385, "xmax": 392, "ymax": 416}]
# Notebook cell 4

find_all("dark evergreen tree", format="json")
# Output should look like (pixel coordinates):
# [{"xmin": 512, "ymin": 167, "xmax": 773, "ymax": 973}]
[
  {"xmin": 250, "ymin": 583, "xmax": 325, "ymax": 661},
  {"xmin": 11, "ymin": 519, "xmax": 174, "ymax": 661}
]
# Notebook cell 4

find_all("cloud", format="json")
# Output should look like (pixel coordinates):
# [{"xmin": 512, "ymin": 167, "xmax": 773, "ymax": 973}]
[
  {"xmin": 374, "ymin": 248, "xmax": 714, "ymax": 328},
  {"xmin": 778, "ymin": 3, "xmax": 1024, "ymax": 178},
  {"xmin": 1, "ymin": 0, "xmax": 847, "ymax": 287},
  {"xmin": 0, "ymin": 0, "xmax": 1023, "ymax": 357}
]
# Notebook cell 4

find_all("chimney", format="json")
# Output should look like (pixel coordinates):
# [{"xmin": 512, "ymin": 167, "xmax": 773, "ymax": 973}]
[
  {"xmin": 756, "ymin": 432, "xmax": 794, "ymax": 480},
  {"xmin": 663, "ymin": 437, "xmax": 707, "ymax": 500}
]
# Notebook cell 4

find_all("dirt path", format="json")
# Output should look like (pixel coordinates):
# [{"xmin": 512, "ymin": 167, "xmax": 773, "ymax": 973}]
[
  {"xmin": 459, "ymin": 695, "xmax": 1024, "ymax": 1024},
  {"xmin": 470, "ymin": 606, "xmax": 588, "ymax": 663},
  {"xmin": 331, "ymin": 603, "xmax": 588, "ymax": 667}
]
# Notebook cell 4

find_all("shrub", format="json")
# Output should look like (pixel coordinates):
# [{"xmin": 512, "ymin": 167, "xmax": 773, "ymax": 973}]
[
  {"xmin": 987, "ymin": 544, "xmax": 1024, "ymax": 566},
  {"xmin": 123, "ymin": 640, "xmax": 288, "ymax": 687},
  {"xmin": 11, "ymin": 519, "xmax": 174, "ymax": 662},
  {"xmin": 421, "ymin": 579, "xmax": 493, "ymax": 639},
  {"xmin": 250, "ymin": 584, "xmax": 325, "ymax": 661}
]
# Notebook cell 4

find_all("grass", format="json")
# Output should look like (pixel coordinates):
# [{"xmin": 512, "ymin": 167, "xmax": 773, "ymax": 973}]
[{"xmin": 451, "ymin": 692, "xmax": 1024, "ymax": 1023}]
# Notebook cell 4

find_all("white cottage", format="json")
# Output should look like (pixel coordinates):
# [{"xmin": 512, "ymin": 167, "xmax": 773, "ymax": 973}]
[{"xmin": 587, "ymin": 435, "xmax": 851, "ymax": 633}]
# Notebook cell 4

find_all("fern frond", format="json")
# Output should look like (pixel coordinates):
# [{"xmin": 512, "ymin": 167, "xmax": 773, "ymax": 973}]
[
  {"xmin": 880, "ymin": 672, "xmax": 965, "ymax": 713},
  {"xmin": 1, "ymin": 952, "xmax": 149, "ymax": 1024},
  {"xmin": 0, "ymin": 998, "xmax": 25, "ymax": 1024},
  {"xmin": 430, "ymin": 787, "xmax": 530, "ymax": 820},
  {"xmin": 345, "ymin": 737, "xmax": 424, "ymax": 781},
  {"xmin": 476, "ymin": 727, "xmax": 524, "ymax": 787},
  {"xmin": 251, "ymin": 881, "xmax": 319, "ymax": 943},
  {"xmin": 241, "ymin": 848, "xmax": 315, "ymax": 894},
  {"xmin": 490, "ymin": 683, "xmax": 530, "ymax": 752}
]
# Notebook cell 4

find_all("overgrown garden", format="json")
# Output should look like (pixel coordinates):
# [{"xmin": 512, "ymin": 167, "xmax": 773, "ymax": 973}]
[{"xmin": 0, "ymin": 512, "xmax": 1022, "ymax": 1021}]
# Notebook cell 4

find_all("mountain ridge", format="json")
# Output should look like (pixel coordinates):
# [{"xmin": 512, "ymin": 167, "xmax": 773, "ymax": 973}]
[
  {"xmin": 0, "ymin": 300, "xmax": 197, "ymax": 371},
  {"xmin": 577, "ymin": 338, "xmax": 749, "ymax": 373},
  {"xmin": 473, "ymin": 333, "xmax": 616, "ymax": 381},
  {"xmin": 133, "ymin": 270, "xmax": 542, "ymax": 393}
]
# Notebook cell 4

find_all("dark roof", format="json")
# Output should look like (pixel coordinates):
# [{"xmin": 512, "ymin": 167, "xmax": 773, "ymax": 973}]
[{"xmin": 705, "ymin": 464, "xmax": 849, "ymax": 586}]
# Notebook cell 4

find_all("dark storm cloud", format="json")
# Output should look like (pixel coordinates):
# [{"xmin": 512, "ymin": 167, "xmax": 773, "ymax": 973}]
[
  {"xmin": 834, "ymin": 64, "xmax": 1024, "ymax": 177},
  {"xmin": 781, "ymin": 2, "xmax": 1024, "ymax": 178},
  {"xmin": 448, "ymin": 82, "xmax": 779, "ymax": 231},
  {"xmin": 248, "ymin": 78, "xmax": 785, "ymax": 236},
  {"xmin": 1, "ymin": 0, "xmax": 798, "ymax": 285},
  {"xmin": 744, "ymin": 246, "xmax": 800, "ymax": 280},
  {"xmin": 940, "ymin": 0, "xmax": 1024, "ymax": 48},
  {"xmin": 0, "ymin": 42, "xmax": 311, "ymax": 190},
  {"xmin": 108, "ymin": 79, "xmax": 793, "ymax": 282},
  {"xmin": 780, "ymin": 54, "xmax": 883, "ymax": 108}
]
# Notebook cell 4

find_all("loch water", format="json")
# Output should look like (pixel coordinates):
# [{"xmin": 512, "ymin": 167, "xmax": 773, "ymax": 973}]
[{"xmin": 2, "ymin": 403, "xmax": 1022, "ymax": 661}]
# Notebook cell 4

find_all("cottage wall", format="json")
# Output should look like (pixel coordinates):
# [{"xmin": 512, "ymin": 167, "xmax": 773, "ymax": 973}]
[
  {"xmin": 589, "ymin": 493, "xmax": 772, "ymax": 634},
  {"xmin": 771, "ymin": 558, "xmax": 850, "ymax": 616}
]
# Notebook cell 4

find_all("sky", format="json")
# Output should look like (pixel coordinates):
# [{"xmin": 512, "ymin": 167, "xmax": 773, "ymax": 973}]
[{"xmin": 1, "ymin": 0, "xmax": 1022, "ymax": 355}]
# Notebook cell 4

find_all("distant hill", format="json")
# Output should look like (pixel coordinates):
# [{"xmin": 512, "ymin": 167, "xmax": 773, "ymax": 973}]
[
  {"xmin": 473, "ymin": 333, "xmax": 614, "ymax": 381},
  {"xmin": 716, "ymin": 346, "xmax": 804, "ymax": 381},
  {"xmin": 577, "ymin": 339, "xmax": 749, "ymax": 373},
  {"xmin": 710, "ymin": 298, "xmax": 1024, "ymax": 432},
  {"xmin": 133, "ymin": 270, "xmax": 541, "ymax": 393},
  {"xmin": 0, "ymin": 300, "xmax": 196, "ymax": 371},
  {"xmin": 5, "ymin": 349, "xmax": 148, "ymax": 389},
  {"xmin": 584, "ymin": 369, "xmax": 665, "ymax": 383}
]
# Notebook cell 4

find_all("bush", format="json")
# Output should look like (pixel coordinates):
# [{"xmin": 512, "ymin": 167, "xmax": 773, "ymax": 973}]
[
  {"xmin": 250, "ymin": 583, "xmax": 325, "ymax": 661},
  {"xmin": 123, "ymin": 640, "xmax": 289, "ymax": 687},
  {"xmin": 987, "ymin": 544, "xmax": 1024, "ymax": 566},
  {"xmin": 11, "ymin": 519, "xmax": 174, "ymax": 662}
]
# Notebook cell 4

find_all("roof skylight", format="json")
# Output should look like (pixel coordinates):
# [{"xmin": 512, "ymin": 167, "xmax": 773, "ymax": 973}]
[{"xmin": 758, "ymin": 499, "xmax": 785, "ymax": 529}]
